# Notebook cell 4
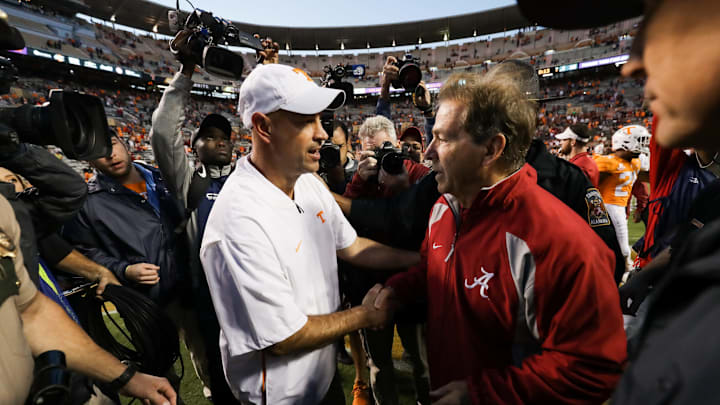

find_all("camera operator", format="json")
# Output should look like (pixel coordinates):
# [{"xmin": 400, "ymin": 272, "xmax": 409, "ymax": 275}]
[
  {"xmin": 324, "ymin": 122, "xmax": 358, "ymax": 194},
  {"xmin": 147, "ymin": 28, "xmax": 239, "ymax": 404}
]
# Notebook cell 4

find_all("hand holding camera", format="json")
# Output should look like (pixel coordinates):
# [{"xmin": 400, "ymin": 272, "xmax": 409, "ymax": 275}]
[
  {"xmin": 357, "ymin": 150, "xmax": 379, "ymax": 181},
  {"xmin": 170, "ymin": 29, "xmax": 196, "ymax": 77},
  {"xmin": 413, "ymin": 81, "xmax": 433, "ymax": 116},
  {"xmin": 254, "ymin": 35, "xmax": 280, "ymax": 65},
  {"xmin": 381, "ymin": 56, "xmax": 400, "ymax": 89}
]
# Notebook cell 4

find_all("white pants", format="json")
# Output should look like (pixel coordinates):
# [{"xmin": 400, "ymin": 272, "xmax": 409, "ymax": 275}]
[{"xmin": 607, "ymin": 203, "xmax": 631, "ymax": 270}]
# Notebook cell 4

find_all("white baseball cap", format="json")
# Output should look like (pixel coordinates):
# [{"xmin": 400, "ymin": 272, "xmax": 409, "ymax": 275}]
[
  {"xmin": 555, "ymin": 127, "xmax": 589, "ymax": 142},
  {"xmin": 238, "ymin": 64, "xmax": 346, "ymax": 128}
]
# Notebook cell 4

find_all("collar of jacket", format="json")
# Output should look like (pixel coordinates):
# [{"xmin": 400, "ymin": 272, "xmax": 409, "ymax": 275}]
[
  {"xmin": 197, "ymin": 163, "xmax": 232, "ymax": 179},
  {"xmin": 463, "ymin": 164, "xmax": 537, "ymax": 215},
  {"xmin": 525, "ymin": 139, "xmax": 557, "ymax": 181},
  {"xmin": 88, "ymin": 163, "xmax": 163, "ymax": 194}
]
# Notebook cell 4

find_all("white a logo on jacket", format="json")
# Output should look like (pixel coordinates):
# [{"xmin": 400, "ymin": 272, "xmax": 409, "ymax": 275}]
[{"xmin": 465, "ymin": 267, "xmax": 494, "ymax": 299}]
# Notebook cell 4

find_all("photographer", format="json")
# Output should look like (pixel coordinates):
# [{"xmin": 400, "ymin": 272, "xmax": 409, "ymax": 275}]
[
  {"xmin": 147, "ymin": 28, "xmax": 239, "ymax": 404},
  {"xmin": 324, "ymin": 122, "xmax": 358, "ymax": 195}
]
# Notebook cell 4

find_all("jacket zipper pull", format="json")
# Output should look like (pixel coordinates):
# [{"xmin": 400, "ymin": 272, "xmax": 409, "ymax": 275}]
[{"xmin": 444, "ymin": 233, "xmax": 457, "ymax": 263}]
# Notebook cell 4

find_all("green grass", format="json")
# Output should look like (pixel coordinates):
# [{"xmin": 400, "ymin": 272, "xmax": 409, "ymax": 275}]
[{"xmin": 110, "ymin": 218, "xmax": 647, "ymax": 405}]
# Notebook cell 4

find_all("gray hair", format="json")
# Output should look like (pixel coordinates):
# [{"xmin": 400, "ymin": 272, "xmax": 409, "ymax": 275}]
[{"xmin": 358, "ymin": 115, "xmax": 397, "ymax": 142}]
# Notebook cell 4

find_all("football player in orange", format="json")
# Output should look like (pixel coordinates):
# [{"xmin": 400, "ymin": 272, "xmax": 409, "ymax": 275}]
[{"xmin": 594, "ymin": 125, "xmax": 650, "ymax": 273}]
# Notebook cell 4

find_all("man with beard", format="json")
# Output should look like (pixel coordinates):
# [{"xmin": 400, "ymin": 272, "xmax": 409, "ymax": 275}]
[{"xmin": 556, "ymin": 124, "xmax": 599, "ymax": 187}]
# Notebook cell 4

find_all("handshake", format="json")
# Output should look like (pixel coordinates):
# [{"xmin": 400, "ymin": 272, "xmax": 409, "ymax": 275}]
[{"xmin": 360, "ymin": 284, "xmax": 396, "ymax": 330}]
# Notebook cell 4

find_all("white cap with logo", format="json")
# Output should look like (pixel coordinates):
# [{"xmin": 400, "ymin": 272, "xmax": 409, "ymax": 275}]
[
  {"xmin": 555, "ymin": 127, "xmax": 590, "ymax": 142},
  {"xmin": 238, "ymin": 64, "xmax": 346, "ymax": 128}
]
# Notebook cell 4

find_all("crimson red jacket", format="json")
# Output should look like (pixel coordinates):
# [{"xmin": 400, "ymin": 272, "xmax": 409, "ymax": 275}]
[
  {"xmin": 569, "ymin": 152, "xmax": 600, "ymax": 188},
  {"xmin": 386, "ymin": 164, "xmax": 626, "ymax": 404}
]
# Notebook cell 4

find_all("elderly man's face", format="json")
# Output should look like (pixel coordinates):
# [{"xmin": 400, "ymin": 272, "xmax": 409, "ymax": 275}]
[
  {"xmin": 426, "ymin": 100, "xmax": 488, "ymax": 196},
  {"xmin": 622, "ymin": 0, "xmax": 720, "ymax": 149},
  {"xmin": 360, "ymin": 130, "xmax": 394, "ymax": 151}
]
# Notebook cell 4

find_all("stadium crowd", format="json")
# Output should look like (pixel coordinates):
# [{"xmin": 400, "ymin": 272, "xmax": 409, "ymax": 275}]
[{"xmin": 2, "ymin": 0, "xmax": 720, "ymax": 405}]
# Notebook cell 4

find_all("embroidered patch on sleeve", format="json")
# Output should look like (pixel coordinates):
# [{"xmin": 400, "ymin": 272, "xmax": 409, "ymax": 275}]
[{"xmin": 585, "ymin": 188, "xmax": 611, "ymax": 227}]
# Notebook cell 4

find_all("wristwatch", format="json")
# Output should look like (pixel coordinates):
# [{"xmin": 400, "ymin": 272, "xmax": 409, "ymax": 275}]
[{"xmin": 108, "ymin": 361, "xmax": 138, "ymax": 391}]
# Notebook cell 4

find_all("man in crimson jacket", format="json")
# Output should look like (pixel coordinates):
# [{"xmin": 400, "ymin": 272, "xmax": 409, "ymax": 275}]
[{"xmin": 372, "ymin": 73, "xmax": 626, "ymax": 404}]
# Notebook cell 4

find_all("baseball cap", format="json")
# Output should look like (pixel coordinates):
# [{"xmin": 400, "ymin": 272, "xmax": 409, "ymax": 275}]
[
  {"xmin": 399, "ymin": 126, "xmax": 424, "ymax": 148},
  {"xmin": 238, "ymin": 64, "xmax": 345, "ymax": 128},
  {"xmin": 191, "ymin": 113, "xmax": 232, "ymax": 145},
  {"xmin": 555, "ymin": 127, "xmax": 590, "ymax": 143},
  {"xmin": 517, "ymin": 0, "xmax": 644, "ymax": 30}
]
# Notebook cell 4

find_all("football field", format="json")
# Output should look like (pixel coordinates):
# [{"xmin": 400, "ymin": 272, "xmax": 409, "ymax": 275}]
[{"xmin": 116, "ymin": 219, "xmax": 647, "ymax": 404}]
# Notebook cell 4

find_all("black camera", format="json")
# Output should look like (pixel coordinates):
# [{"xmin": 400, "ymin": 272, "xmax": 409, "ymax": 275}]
[
  {"xmin": 0, "ymin": 20, "xmax": 111, "ymax": 161},
  {"xmin": 318, "ymin": 110, "xmax": 340, "ymax": 173},
  {"xmin": 373, "ymin": 141, "xmax": 408, "ymax": 175},
  {"xmin": 321, "ymin": 64, "xmax": 350, "ymax": 86},
  {"xmin": 392, "ymin": 54, "xmax": 423, "ymax": 91},
  {"xmin": 0, "ymin": 90, "xmax": 111, "ymax": 160},
  {"xmin": 169, "ymin": 8, "xmax": 262, "ymax": 80},
  {"xmin": 26, "ymin": 350, "xmax": 71, "ymax": 405},
  {"xmin": 321, "ymin": 63, "xmax": 354, "ymax": 103}
]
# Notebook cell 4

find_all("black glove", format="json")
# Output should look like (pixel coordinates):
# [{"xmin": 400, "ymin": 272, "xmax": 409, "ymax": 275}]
[{"xmin": 618, "ymin": 268, "xmax": 655, "ymax": 315}]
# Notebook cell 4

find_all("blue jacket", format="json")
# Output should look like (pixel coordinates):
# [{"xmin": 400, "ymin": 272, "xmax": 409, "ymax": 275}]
[{"xmin": 63, "ymin": 163, "xmax": 187, "ymax": 305}]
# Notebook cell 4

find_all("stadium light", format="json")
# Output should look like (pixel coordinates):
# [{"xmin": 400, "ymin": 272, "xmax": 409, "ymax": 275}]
[
  {"xmin": 418, "ymin": 37, "xmax": 422, "ymax": 44},
  {"xmin": 443, "ymin": 33, "xmax": 449, "ymax": 41},
  {"xmin": 392, "ymin": 40, "xmax": 396, "ymax": 47},
  {"xmin": 285, "ymin": 43, "xmax": 290, "ymax": 50},
  {"xmin": 340, "ymin": 42, "xmax": 345, "ymax": 50},
  {"xmin": 473, "ymin": 30, "xmax": 477, "ymax": 37},
  {"xmin": 367, "ymin": 42, "xmax": 370, "ymax": 49},
  {"xmin": 152, "ymin": 24, "xmax": 158, "ymax": 33},
  {"xmin": 315, "ymin": 44, "xmax": 319, "ymax": 50},
  {"xmin": 110, "ymin": 14, "xmax": 116, "ymax": 22}
]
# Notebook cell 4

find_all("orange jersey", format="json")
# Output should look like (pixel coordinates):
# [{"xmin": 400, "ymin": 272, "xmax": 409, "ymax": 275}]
[{"xmin": 593, "ymin": 154, "xmax": 641, "ymax": 207}]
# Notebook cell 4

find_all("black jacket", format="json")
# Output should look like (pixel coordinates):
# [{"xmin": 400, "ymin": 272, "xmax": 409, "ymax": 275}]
[
  {"xmin": 348, "ymin": 140, "xmax": 625, "ymax": 282},
  {"xmin": 613, "ymin": 214, "xmax": 720, "ymax": 404},
  {"xmin": 525, "ymin": 140, "xmax": 626, "ymax": 283},
  {"xmin": 0, "ymin": 144, "xmax": 88, "ymax": 286},
  {"xmin": 62, "ymin": 164, "xmax": 186, "ymax": 305}
]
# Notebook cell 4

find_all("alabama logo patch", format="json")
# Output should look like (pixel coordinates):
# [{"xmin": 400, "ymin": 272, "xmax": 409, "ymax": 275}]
[{"xmin": 585, "ymin": 188, "xmax": 611, "ymax": 227}]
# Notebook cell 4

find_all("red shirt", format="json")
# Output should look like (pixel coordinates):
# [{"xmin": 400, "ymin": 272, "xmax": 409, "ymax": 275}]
[
  {"xmin": 387, "ymin": 164, "xmax": 626, "ymax": 404},
  {"xmin": 569, "ymin": 152, "xmax": 600, "ymax": 188},
  {"xmin": 343, "ymin": 159, "xmax": 430, "ymax": 199}
]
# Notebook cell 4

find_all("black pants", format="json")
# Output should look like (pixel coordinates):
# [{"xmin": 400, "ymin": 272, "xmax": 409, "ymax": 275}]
[{"xmin": 318, "ymin": 370, "xmax": 345, "ymax": 405}]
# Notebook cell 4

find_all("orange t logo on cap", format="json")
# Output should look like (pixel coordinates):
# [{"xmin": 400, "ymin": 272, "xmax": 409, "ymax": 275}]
[
  {"xmin": 292, "ymin": 68, "xmax": 313, "ymax": 82},
  {"xmin": 316, "ymin": 210, "xmax": 326, "ymax": 223}
]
